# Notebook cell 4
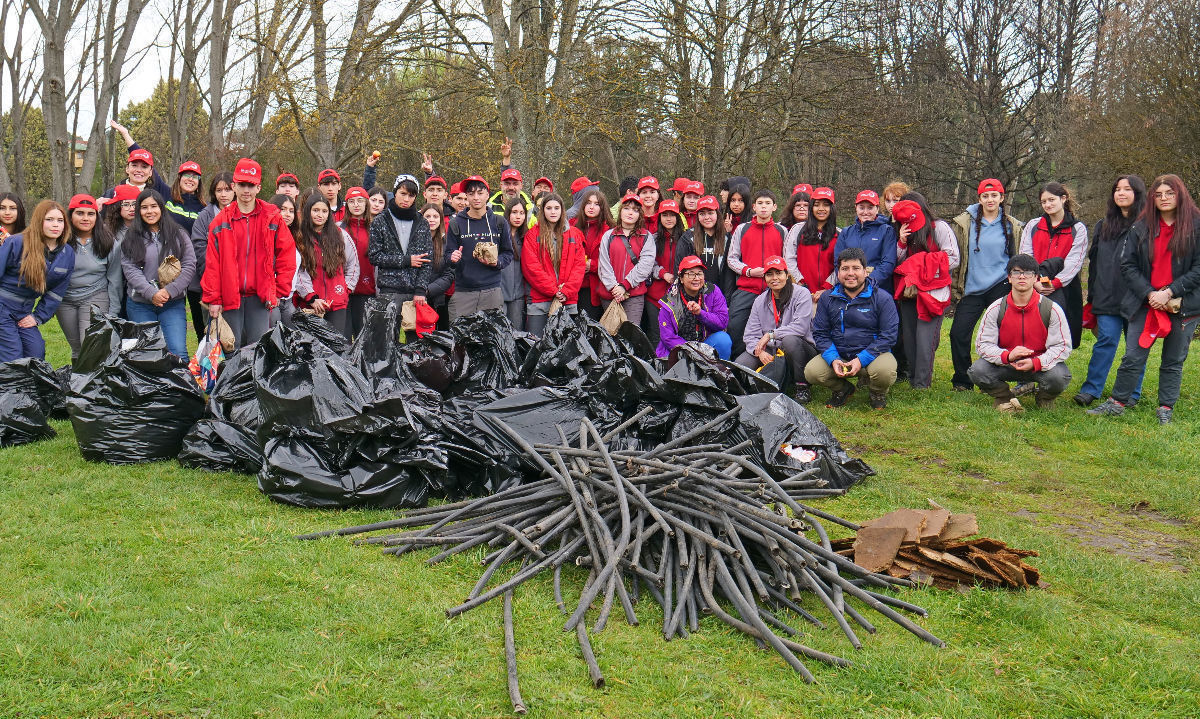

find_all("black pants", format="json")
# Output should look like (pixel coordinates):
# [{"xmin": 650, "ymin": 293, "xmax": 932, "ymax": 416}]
[
  {"xmin": 578, "ymin": 290, "xmax": 602, "ymax": 321},
  {"xmin": 734, "ymin": 335, "xmax": 817, "ymax": 392},
  {"xmin": 1049, "ymin": 279, "xmax": 1084, "ymax": 349},
  {"xmin": 349, "ymin": 294, "xmax": 372, "ymax": 340},
  {"xmin": 727, "ymin": 289, "xmax": 758, "ymax": 358},
  {"xmin": 949, "ymin": 280, "xmax": 1009, "ymax": 388},
  {"xmin": 187, "ymin": 289, "xmax": 207, "ymax": 339}
]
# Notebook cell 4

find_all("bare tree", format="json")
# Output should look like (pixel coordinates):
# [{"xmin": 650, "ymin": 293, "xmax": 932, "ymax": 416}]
[{"xmin": 0, "ymin": 0, "xmax": 42, "ymax": 195}]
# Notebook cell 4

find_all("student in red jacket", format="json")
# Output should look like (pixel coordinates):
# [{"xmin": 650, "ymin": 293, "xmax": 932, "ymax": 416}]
[
  {"xmin": 597, "ymin": 193, "xmax": 657, "ymax": 326},
  {"xmin": 637, "ymin": 176, "xmax": 661, "ymax": 235},
  {"xmin": 293, "ymin": 195, "xmax": 360, "ymax": 340},
  {"xmin": 645, "ymin": 199, "xmax": 685, "ymax": 346},
  {"xmin": 571, "ymin": 187, "xmax": 612, "ymax": 321},
  {"xmin": 726, "ymin": 189, "xmax": 787, "ymax": 357},
  {"xmin": 1019, "ymin": 182, "xmax": 1089, "ymax": 347},
  {"xmin": 202, "ymin": 158, "xmax": 297, "ymax": 349},
  {"xmin": 784, "ymin": 186, "xmax": 838, "ymax": 303},
  {"xmin": 340, "ymin": 186, "xmax": 374, "ymax": 338},
  {"xmin": 522, "ymin": 193, "xmax": 586, "ymax": 335}
]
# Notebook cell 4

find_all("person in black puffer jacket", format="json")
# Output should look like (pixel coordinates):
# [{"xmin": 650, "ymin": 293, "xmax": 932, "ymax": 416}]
[{"xmin": 367, "ymin": 174, "xmax": 434, "ymax": 310}]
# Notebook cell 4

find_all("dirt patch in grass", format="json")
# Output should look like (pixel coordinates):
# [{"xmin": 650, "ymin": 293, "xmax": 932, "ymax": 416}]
[{"xmin": 1012, "ymin": 506, "xmax": 1194, "ymax": 572}]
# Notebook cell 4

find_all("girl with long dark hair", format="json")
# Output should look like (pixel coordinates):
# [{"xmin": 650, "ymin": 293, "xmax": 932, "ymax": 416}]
[
  {"xmin": 1089, "ymin": 174, "xmax": 1200, "ymax": 424},
  {"xmin": 785, "ymin": 186, "xmax": 837, "ymax": 303},
  {"xmin": 0, "ymin": 200, "xmax": 75, "ymax": 360},
  {"xmin": 1075, "ymin": 175, "xmax": 1148, "ymax": 406},
  {"xmin": 187, "ymin": 171, "xmax": 235, "ymax": 337},
  {"xmin": 571, "ymin": 187, "xmax": 612, "ymax": 321},
  {"xmin": 501, "ymin": 196, "xmax": 529, "ymax": 330},
  {"xmin": 521, "ymin": 193, "xmax": 586, "ymax": 336},
  {"xmin": 781, "ymin": 190, "xmax": 811, "ymax": 232},
  {"xmin": 121, "ymin": 189, "xmax": 196, "ymax": 358},
  {"xmin": 421, "ymin": 202, "xmax": 454, "ymax": 328},
  {"xmin": 166, "ymin": 161, "xmax": 207, "ymax": 235},
  {"xmin": 0, "ymin": 192, "xmax": 26, "ymax": 238},
  {"xmin": 56, "ymin": 195, "xmax": 123, "ymax": 360},
  {"xmin": 676, "ymin": 195, "xmax": 734, "ymax": 297},
  {"xmin": 341, "ymin": 186, "xmax": 375, "ymax": 338},
  {"xmin": 269, "ymin": 194, "xmax": 302, "ymax": 327},
  {"xmin": 1019, "ymin": 181, "xmax": 1088, "ymax": 347},
  {"xmin": 293, "ymin": 195, "xmax": 359, "ymax": 340}
]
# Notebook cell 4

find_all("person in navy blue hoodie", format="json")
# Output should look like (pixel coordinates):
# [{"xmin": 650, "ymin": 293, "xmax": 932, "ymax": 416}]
[
  {"xmin": 833, "ymin": 189, "xmax": 898, "ymax": 291},
  {"xmin": 444, "ymin": 175, "xmax": 514, "ymax": 322},
  {"xmin": 0, "ymin": 200, "xmax": 75, "ymax": 361},
  {"xmin": 804, "ymin": 247, "xmax": 899, "ymax": 409}
]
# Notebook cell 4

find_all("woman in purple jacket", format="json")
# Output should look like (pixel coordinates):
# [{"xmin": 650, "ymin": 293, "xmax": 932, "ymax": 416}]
[
  {"xmin": 655, "ymin": 255, "xmax": 732, "ymax": 361},
  {"xmin": 734, "ymin": 255, "xmax": 817, "ymax": 403}
]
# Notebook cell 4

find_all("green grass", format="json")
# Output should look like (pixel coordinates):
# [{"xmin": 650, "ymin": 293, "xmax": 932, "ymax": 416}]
[{"xmin": 1, "ymin": 322, "xmax": 1198, "ymax": 718}]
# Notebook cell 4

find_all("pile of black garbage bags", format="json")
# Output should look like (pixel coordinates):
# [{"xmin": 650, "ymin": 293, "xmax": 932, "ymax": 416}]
[{"xmin": 0, "ymin": 303, "xmax": 873, "ymax": 508}]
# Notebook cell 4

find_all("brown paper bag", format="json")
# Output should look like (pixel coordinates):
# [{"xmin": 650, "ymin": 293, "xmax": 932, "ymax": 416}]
[
  {"xmin": 401, "ymin": 300, "xmax": 417, "ymax": 330},
  {"xmin": 158, "ymin": 255, "xmax": 182, "ymax": 286},
  {"xmin": 210, "ymin": 314, "xmax": 236, "ymax": 352},
  {"xmin": 472, "ymin": 241, "xmax": 499, "ymax": 264},
  {"xmin": 599, "ymin": 300, "xmax": 627, "ymax": 336}
]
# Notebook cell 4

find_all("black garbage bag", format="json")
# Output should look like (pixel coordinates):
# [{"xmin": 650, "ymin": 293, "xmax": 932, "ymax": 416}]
[
  {"xmin": 0, "ymin": 358, "xmax": 65, "ymax": 418},
  {"xmin": 291, "ymin": 311, "xmax": 352, "ymax": 355},
  {"xmin": 448, "ymin": 310, "xmax": 522, "ymax": 394},
  {"xmin": 520, "ymin": 311, "xmax": 603, "ymax": 386},
  {"xmin": 206, "ymin": 346, "xmax": 261, "ymax": 428},
  {"xmin": 661, "ymin": 342, "xmax": 777, "ymax": 407},
  {"xmin": 735, "ymin": 393, "xmax": 872, "ymax": 489},
  {"xmin": 400, "ymin": 331, "xmax": 465, "ymax": 394},
  {"xmin": 0, "ymin": 391, "xmax": 55, "ymax": 447},
  {"xmin": 68, "ymin": 316, "xmax": 205, "ymax": 464},
  {"xmin": 177, "ymin": 419, "xmax": 263, "ymax": 473},
  {"xmin": 474, "ymin": 385, "xmax": 590, "ymax": 467},
  {"xmin": 349, "ymin": 297, "xmax": 408, "ymax": 383},
  {"xmin": 439, "ymin": 388, "xmax": 521, "ymax": 497},
  {"xmin": 51, "ymin": 364, "xmax": 70, "ymax": 418}
]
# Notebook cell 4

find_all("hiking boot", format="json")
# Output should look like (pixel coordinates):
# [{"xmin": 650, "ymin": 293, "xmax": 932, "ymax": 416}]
[
  {"xmin": 1035, "ymin": 393, "xmax": 1056, "ymax": 410},
  {"xmin": 952, "ymin": 383, "xmax": 973, "ymax": 392},
  {"xmin": 1157, "ymin": 406, "xmax": 1173, "ymax": 424},
  {"xmin": 1125, "ymin": 397, "xmax": 1139, "ymax": 409},
  {"xmin": 1087, "ymin": 398, "xmax": 1126, "ymax": 416},
  {"xmin": 1012, "ymin": 382, "xmax": 1037, "ymax": 398},
  {"xmin": 1072, "ymin": 392, "xmax": 1096, "ymax": 407},
  {"xmin": 994, "ymin": 398, "xmax": 1024, "ymax": 413},
  {"xmin": 869, "ymin": 391, "xmax": 888, "ymax": 410},
  {"xmin": 826, "ymin": 381, "xmax": 856, "ymax": 408},
  {"xmin": 793, "ymin": 384, "xmax": 812, "ymax": 405}
]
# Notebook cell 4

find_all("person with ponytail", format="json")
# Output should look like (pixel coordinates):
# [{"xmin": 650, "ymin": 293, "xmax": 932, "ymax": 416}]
[
  {"xmin": 521, "ymin": 193, "xmax": 586, "ymax": 336},
  {"xmin": 0, "ymin": 200, "xmax": 75, "ymax": 360},
  {"xmin": 341, "ymin": 186, "xmax": 375, "ymax": 338},
  {"xmin": 1074, "ymin": 175, "xmax": 1148, "ymax": 406},
  {"xmin": 1019, "ymin": 182, "xmax": 1088, "ymax": 347},
  {"xmin": 188, "ymin": 171, "xmax": 235, "ymax": 338},
  {"xmin": 57, "ymin": 195, "xmax": 123, "ymax": 360},
  {"xmin": 948, "ymin": 179, "xmax": 1025, "ymax": 390},
  {"xmin": 1089, "ymin": 174, "xmax": 1200, "ymax": 424},
  {"xmin": 0, "ymin": 192, "xmax": 26, "ymax": 239},
  {"xmin": 121, "ymin": 190, "xmax": 196, "ymax": 358},
  {"xmin": 571, "ymin": 186, "xmax": 612, "ymax": 321},
  {"xmin": 784, "ymin": 186, "xmax": 837, "ymax": 303},
  {"xmin": 293, "ymin": 195, "xmax": 359, "ymax": 340},
  {"xmin": 891, "ymin": 192, "xmax": 960, "ymax": 389}
]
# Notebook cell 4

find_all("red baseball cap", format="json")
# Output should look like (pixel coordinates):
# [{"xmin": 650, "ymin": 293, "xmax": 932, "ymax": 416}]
[
  {"xmin": 500, "ymin": 168, "xmax": 522, "ymax": 182},
  {"xmin": 683, "ymin": 180, "xmax": 705, "ymax": 196},
  {"xmin": 792, "ymin": 183, "xmax": 814, "ymax": 196},
  {"xmin": 317, "ymin": 168, "xmax": 341, "ymax": 184},
  {"xmin": 670, "ymin": 177, "xmax": 691, "ymax": 193},
  {"xmin": 1140, "ymin": 308, "xmax": 1173, "ymax": 348},
  {"xmin": 425, "ymin": 175, "xmax": 448, "ymax": 188},
  {"xmin": 177, "ymin": 161, "xmax": 202, "ymax": 176},
  {"xmin": 232, "ymin": 158, "xmax": 263, "ymax": 184},
  {"xmin": 890, "ymin": 199, "xmax": 926, "ymax": 231},
  {"xmin": 637, "ymin": 176, "xmax": 660, "ymax": 191},
  {"xmin": 127, "ymin": 148, "xmax": 153, "ymax": 166},
  {"xmin": 344, "ymin": 186, "xmax": 368, "ymax": 201},
  {"xmin": 619, "ymin": 191, "xmax": 642, "ymax": 205},
  {"xmin": 978, "ymin": 178, "xmax": 1005, "ymax": 195},
  {"xmin": 678, "ymin": 255, "xmax": 706, "ymax": 271},
  {"xmin": 855, "ymin": 189, "xmax": 880, "ymax": 206},
  {"xmin": 68, "ymin": 194, "xmax": 100, "ymax": 210},
  {"xmin": 463, "ymin": 175, "xmax": 491, "ymax": 192},
  {"xmin": 696, "ymin": 195, "xmax": 720, "ymax": 211},
  {"xmin": 103, "ymin": 184, "xmax": 141, "ymax": 205},
  {"xmin": 570, "ymin": 176, "xmax": 599, "ymax": 195},
  {"xmin": 658, "ymin": 199, "xmax": 680, "ymax": 215},
  {"xmin": 812, "ymin": 187, "xmax": 835, "ymax": 203},
  {"xmin": 276, "ymin": 172, "xmax": 299, "ymax": 185},
  {"xmin": 534, "ymin": 176, "xmax": 554, "ymax": 190},
  {"xmin": 450, "ymin": 181, "xmax": 464, "ymax": 194},
  {"xmin": 763, "ymin": 256, "xmax": 788, "ymax": 273}
]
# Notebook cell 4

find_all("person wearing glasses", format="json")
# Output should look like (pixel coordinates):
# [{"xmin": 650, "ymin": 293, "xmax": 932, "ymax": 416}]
[
  {"xmin": 968, "ymin": 254, "xmax": 1072, "ymax": 412},
  {"xmin": 655, "ymin": 254, "xmax": 731, "ymax": 362}
]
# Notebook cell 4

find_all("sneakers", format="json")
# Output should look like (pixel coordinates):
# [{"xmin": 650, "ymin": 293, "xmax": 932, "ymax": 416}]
[
  {"xmin": 1072, "ymin": 392, "xmax": 1096, "ymax": 407},
  {"xmin": 869, "ymin": 392, "xmax": 888, "ymax": 410},
  {"xmin": 1012, "ymin": 382, "xmax": 1037, "ymax": 398},
  {"xmin": 994, "ymin": 397, "xmax": 1024, "ymax": 413},
  {"xmin": 826, "ymin": 381, "xmax": 856, "ymax": 408},
  {"xmin": 793, "ymin": 384, "xmax": 812, "ymax": 405},
  {"xmin": 1157, "ymin": 406, "xmax": 1173, "ymax": 424},
  {"xmin": 1087, "ymin": 398, "xmax": 1126, "ymax": 416}
]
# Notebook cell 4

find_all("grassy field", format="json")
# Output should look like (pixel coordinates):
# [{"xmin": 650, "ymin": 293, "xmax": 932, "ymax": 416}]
[{"xmin": 1, "ymin": 322, "xmax": 1197, "ymax": 718}]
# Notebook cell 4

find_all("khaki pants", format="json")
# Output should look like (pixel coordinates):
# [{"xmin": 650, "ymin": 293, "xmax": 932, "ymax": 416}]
[{"xmin": 804, "ymin": 352, "xmax": 898, "ymax": 394}]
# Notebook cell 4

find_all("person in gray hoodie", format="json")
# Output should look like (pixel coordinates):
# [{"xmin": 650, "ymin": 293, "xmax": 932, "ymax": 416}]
[
  {"xmin": 57, "ymin": 194, "xmax": 123, "ymax": 360},
  {"xmin": 734, "ymin": 255, "xmax": 817, "ymax": 403}
]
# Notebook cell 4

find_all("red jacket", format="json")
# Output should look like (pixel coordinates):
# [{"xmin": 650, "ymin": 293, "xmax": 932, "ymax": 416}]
[
  {"xmin": 201, "ymin": 199, "xmax": 297, "ymax": 310},
  {"xmin": 343, "ymin": 216, "xmax": 375, "ymax": 295},
  {"xmin": 1029, "ymin": 216, "xmax": 1077, "ymax": 289},
  {"xmin": 521, "ymin": 226, "xmax": 587, "ymax": 304},
  {"xmin": 595, "ymin": 228, "xmax": 652, "ymax": 300},
  {"xmin": 794, "ymin": 239, "xmax": 835, "ymax": 293},
  {"xmin": 893, "ymin": 251, "xmax": 951, "ymax": 320},
  {"xmin": 997, "ymin": 294, "xmax": 1051, "ymax": 366},
  {"xmin": 296, "ymin": 243, "xmax": 351, "ymax": 312},
  {"xmin": 572, "ymin": 217, "xmax": 610, "ymax": 301},
  {"xmin": 731, "ymin": 219, "xmax": 786, "ymax": 294},
  {"xmin": 648, "ymin": 229, "xmax": 682, "ymax": 304}
]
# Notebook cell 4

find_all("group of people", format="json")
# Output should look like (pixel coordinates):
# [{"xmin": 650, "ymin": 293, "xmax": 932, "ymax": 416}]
[{"xmin": 0, "ymin": 130, "xmax": 1196, "ymax": 424}]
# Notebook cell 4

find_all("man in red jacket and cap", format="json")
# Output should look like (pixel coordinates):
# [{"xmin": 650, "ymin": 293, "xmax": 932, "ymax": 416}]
[{"xmin": 202, "ymin": 158, "xmax": 298, "ymax": 348}]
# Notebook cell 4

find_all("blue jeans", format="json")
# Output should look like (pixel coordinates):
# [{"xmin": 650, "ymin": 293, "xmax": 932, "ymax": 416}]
[
  {"xmin": 1080, "ymin": 313, "xmax": 1144, "ymax": 401},
  {"xmin": 126, "ymin": 296, "xmax": 189, "ymax": 358},
  {"xmin": 704, "ymin": 331, "xmax": 732, "ymax": 360},
  {"xmin": 0, "ymin": 300, "xmax": 45, "ymax": 361}
]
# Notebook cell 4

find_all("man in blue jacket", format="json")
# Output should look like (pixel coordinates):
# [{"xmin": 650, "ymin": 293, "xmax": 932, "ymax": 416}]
[
  {"xmin": 804, "ymin": 247, "xmax": 900, "ymax": 409},
  {"xmin": 833, "ymin": 189, "xmax": 898, "ymax": 291}
]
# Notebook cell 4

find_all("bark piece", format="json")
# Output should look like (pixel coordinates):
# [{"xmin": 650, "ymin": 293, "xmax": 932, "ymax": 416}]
[
  {"xmin": 861, "ymin": 509, "xmax": 928, "ymax": 544},
  {"xmin": 852, "ymin": 526, "xmax": 907, "ymax": 572},
  {"xmin": 939, "ymin": 513, "xmax": 979, "ymax": 541}
]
